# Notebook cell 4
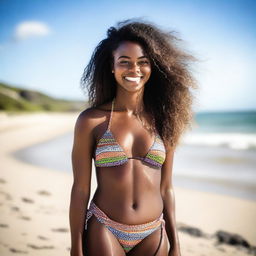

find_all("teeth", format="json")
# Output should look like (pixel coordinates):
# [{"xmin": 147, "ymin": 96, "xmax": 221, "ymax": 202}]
[{"xmin": 124, "ymin": 77, "xmax": 141, "ymax": 82}]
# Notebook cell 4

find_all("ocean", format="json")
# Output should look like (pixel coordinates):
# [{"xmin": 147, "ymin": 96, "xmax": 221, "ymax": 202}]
[
  {"xmin": 13, "ymin": 111, "xmax": 256, "ymax": 201},
  {"xmin": 186, "ymin": 111, "xmax": 256, "ymax": 150}
]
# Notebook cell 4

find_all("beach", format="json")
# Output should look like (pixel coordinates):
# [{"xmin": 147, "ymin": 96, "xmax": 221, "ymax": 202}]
[{"xmin": 0, "ymin": 112, "xmax": 255, "ymax": 256}]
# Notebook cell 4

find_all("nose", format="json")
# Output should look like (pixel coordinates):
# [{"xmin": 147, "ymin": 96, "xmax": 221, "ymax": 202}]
[{"xmin": 129, "ymin": 62, "xmax": 140, "ymax": 72}]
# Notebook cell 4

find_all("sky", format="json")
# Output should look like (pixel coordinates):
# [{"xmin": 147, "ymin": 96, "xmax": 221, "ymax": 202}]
[{"xmin": 0, "ymin": 0, "xmax": 255, "ymax": 111}]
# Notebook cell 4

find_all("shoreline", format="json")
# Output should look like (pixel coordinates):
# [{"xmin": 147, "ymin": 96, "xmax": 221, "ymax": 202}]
[{"xmin": 0, "ymin": 112, "xmax": 255, "ymax": 255}]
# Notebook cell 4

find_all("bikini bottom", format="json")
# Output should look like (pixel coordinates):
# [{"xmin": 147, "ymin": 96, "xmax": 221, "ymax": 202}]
[{"xmin": 85, "ymin": 201, "xmax": 165, "ymax": 253}]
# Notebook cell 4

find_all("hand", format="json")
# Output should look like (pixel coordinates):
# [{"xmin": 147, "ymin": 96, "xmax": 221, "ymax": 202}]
[
  {"xmin": 168, "ymin": 249, "xmax": 181, "ymax": 256},
  {"xmin": 70, "ymin": 247, "xmax": 84, "ymax": 256}
]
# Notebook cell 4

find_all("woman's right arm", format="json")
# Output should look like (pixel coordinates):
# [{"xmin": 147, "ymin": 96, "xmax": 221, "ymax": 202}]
[{"xmin": 69, "ymin": 111, "xmax": 95, "ymax": 256}]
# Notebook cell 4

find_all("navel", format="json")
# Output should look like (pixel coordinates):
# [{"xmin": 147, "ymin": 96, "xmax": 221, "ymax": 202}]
[{"xmin": 132, "ymin": 202, "xmax": 138, "ymax": 210}]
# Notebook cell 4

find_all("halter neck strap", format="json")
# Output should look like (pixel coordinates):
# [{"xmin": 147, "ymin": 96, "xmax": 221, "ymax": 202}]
[{"xmin": 107, "ymin": 98, "xmax": 115, "ymax": 131}]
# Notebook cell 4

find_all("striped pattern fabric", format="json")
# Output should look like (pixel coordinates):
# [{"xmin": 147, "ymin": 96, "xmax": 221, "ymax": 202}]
[
  {"xmin": 94, "ymin": 98, "xmax": 166, "ymax": 169},
  {"xmin": 85, "ymin": 201, "xmax": 164, "ymax": 253},
  {"xmin": 95, "ymin": 130, "xmax": 128, "ymax": 167},
  {"xmin": 143, "ymin": 134, "xmax": 166, "ymax": 168}
]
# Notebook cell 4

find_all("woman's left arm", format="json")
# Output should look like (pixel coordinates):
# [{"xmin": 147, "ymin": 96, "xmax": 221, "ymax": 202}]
[{"xmin": 160, "ymin": 147, "xmax": 181, "ymax": 256}]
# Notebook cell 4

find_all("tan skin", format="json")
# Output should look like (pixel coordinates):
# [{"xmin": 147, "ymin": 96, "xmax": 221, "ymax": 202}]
[{"xmin": 70, "ymin": 41, "xmax": 181, "ymax": 256}]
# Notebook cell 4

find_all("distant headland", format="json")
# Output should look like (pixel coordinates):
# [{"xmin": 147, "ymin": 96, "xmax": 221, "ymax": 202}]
[{"xmin": 0, "ymin": 82, "xmax": 87, "ymax": 112}]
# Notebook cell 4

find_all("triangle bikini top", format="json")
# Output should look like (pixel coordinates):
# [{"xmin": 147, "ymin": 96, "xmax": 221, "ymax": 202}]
[{"xmin": 94, "ymin": 99, "xmax": 166, "ymax": 169}]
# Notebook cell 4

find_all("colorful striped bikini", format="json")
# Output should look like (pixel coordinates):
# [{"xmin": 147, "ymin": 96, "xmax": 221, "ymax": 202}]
[
  {"xmin": 94, "ymin": 98, "xmax": 166, "ymax": 169},
  {"xmin": 86, "ymin": 201, "xmax": 165, "ymax": 253}
]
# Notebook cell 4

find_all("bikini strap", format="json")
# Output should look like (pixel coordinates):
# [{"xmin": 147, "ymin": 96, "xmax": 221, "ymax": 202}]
[{"xmin": 107, "ymin": 98, "xmax": 115, "ymax": 131}]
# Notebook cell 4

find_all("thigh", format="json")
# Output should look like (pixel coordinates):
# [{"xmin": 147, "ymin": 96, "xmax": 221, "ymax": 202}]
[
  {"xmin": 83, "ymin": 216, "xmax": 126, "ymax": 256},
  {"xmin": 127, "ymin": 224, "xmax": 168, "ymax": 256}
]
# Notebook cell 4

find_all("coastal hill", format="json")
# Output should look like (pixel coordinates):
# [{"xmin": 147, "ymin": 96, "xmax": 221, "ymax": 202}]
[{"xmin": 0, "ymin": 82, "xmax": 86, "ymax": 112}]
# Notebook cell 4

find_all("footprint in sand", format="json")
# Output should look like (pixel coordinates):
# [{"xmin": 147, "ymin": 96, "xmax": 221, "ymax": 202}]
[
  {"xmin": 21, "ymin": 197, "xmax": 34, "ymax": 203},
  {"xmin": 37, "ymin": 190, "xmax": 51, "ymax": 196},
  {"xmin": 0, "ymin": 241, "xmax": 8, "ymax": 247},
  {"xmin": 11, "ymin": 205, "xmax": 20, "ymax": 212},
  {"xmin": 9, "ymin": 248, "xmax": 28, "ymax": 254},
  {"xmin": 19, "ymin": 216, "xmax": 31, "ymax": 221},
  {"xmin": 37, "ymin": 235, "xmax": 49, "ymax": 241},
  {"xmin": 51, "ymin": 227, "xmax": 69, "ymax": 233},
  {"xmin": 0, "ymin": 178, "xmax": 6, "ymax": 184},
  {"xmin": 0, "ymin": 223, "xmax": 9, "ymax": 228},
  {"xmin": 0, "ymin": 191, "xmax": 12, "ymax": 200},
  {"xmin": 27, "ymin": 244, "xmax": 54, "ymax": 250}
]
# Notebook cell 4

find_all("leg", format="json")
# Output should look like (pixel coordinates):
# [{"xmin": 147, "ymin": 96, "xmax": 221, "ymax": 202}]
[
  {"xmin": 127, "ymin": 224, "xmax": 168, "ymax": 256},
  {"xmin": 83, "ymin": 216, "xmax": 126, "ymax": 256}
]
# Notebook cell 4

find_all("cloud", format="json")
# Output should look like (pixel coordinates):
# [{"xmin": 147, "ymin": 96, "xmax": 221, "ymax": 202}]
[{"xmin": 14, "ymin": 21, "xmax": 51, "ymax": 41}]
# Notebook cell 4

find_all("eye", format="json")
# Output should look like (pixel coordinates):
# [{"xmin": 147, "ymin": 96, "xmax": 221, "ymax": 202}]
[
  {"xmin": 120, "ymin": 61, "xmax": 129, "ymax": 65},
  {"xmin": 138, "ymin": 60, "xmax": 150, "ymax": 65}
]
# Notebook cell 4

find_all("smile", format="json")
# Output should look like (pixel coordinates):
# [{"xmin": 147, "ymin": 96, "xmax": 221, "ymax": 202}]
[{"xmin": 124, "ymin": 76, "xmax": 143, "ymax": 82}]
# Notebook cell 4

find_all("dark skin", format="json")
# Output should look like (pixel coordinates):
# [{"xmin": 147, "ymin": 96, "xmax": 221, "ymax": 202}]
[{"xmin": 69, "ymin": 41, "xmax": 181, "ymax": 256}]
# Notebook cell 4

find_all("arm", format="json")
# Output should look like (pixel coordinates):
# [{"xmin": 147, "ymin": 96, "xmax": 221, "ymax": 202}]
[
  {"xmin": 160, "ymin": 147, "xmax": 181, "ymax": 256},
  {"xmin": 69, "ymin": 111, "xmax": 95, "ymax": 256}
]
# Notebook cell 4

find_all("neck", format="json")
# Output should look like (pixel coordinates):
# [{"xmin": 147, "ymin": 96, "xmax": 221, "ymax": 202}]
[{"xmin": 115, "ymin": 89, "xmax": 144, "ymax": 115}]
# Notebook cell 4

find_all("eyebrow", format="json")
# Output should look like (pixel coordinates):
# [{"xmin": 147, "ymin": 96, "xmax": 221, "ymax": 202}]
[{"xmin": 117, "ymin": 55, "xmax": 149, "ymax": 60}]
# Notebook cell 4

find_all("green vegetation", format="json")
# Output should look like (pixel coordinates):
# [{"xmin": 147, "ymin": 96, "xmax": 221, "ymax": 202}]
[{"xmin": 0, "ymin": 82, "xmax": 86, "ymax": 112}]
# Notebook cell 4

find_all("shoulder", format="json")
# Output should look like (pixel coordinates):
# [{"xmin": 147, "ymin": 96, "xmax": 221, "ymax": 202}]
[{"xmin": 75, "ymin": 104, "xmax": 112, "ymax": 132}]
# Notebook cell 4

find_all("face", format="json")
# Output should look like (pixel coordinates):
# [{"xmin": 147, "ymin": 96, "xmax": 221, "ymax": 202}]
[{"xmin": 112, "ymin": 41, "xmax": 151, "ymax": 93}]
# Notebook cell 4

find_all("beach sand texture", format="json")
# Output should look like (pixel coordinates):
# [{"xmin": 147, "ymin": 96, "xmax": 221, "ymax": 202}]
[{"xmin": 0, "ymin": 112, "xmax": 255, "ymax": 256}]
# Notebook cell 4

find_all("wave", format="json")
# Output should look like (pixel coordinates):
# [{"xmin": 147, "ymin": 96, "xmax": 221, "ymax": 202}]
[{"xmin": 182, "ymin": 132, "xmax": 256, "ymax": 150}]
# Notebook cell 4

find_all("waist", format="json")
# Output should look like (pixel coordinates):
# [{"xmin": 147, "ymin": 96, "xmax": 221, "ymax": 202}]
[
  {"xmin": 92, "ymin": 192, "xmax": 164, "ymax": 225},
  {"xmin": 87, "ymin": 200, "xmax": 164, "ymax": 227}
]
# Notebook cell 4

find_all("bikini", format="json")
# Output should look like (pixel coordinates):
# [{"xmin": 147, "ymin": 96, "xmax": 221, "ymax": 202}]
[
  {"xmin": 94, "ymin": 98, "xmax": 166, "ymax": 168},
  {"xmin": 85, "ymin": 99, "xmax": 166, "ymax": 254}
]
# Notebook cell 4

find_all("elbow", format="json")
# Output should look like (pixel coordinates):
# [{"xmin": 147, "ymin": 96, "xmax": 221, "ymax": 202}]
[
  {"xmin": 71, "ymin": 183, "xmax": 90, "ymax": 202},
  {"xmin": 160, "ymin": 183, "xmax": 174, "ymax": 200}
]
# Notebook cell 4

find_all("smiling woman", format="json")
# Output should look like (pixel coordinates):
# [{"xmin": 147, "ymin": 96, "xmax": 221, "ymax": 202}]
[{"xmin": 70, "ymin": 19, "xmax": 196, "ymax": 256}]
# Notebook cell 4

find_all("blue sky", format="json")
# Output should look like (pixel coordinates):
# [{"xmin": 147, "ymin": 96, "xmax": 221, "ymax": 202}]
[{"xmin": 0, "ymin": 0, "xmax": 255, "ymax": 111}]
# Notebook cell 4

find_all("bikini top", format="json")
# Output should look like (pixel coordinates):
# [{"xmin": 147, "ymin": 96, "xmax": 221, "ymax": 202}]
[{"xmin": 94, "ymin": 99, "xmax": 166, "ymax": 169}]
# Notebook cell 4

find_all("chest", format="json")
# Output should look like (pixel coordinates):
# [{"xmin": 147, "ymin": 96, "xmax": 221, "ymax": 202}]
[{"xmin": 94, "ymin": 113, "xmax": 155, "ymax": 158}]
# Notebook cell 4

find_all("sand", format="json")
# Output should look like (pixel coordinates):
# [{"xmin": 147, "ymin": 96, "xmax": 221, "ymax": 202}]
[{"xmin": 0, "ymin": 112, "xmax": 255, "ymax": 256}]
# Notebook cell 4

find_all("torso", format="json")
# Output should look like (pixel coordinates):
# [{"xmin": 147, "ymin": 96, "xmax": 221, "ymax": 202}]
[{"xmin": 89, "ymin": 101, "xmax": 166, "ymax": 225}]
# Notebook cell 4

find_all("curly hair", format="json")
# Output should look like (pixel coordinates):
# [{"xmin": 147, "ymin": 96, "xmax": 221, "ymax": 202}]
[{"xmin": 81, "ymin": 19, "xmax": 197, "ymax": 148}]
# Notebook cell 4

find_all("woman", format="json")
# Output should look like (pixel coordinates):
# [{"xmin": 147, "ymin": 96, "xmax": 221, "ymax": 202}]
[{"xmin": 69, "ymin": 20, "xmax": 196, "ymax": 256}]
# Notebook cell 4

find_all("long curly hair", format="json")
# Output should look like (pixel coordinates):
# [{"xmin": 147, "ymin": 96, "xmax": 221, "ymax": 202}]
[{"xmin": 81, "ymin": 19, "xmax": 197, "ymax": 148}]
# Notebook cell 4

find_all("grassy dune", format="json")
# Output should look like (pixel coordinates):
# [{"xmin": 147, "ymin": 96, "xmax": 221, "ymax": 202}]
[{"xmin": 0, "ymin": 82, "xmax": 86, "ymax": 112}]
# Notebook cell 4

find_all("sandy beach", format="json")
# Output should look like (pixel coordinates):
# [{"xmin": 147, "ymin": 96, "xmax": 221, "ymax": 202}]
[{"xmin": 0, "ymin": 112, "xmax": 255, "ymax": 256}]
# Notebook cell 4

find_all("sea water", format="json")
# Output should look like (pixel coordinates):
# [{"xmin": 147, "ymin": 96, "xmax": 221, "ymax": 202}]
[
  {"xmin": 174, "ymin": 111, "xmax": 256, "ymax": 200},
  {"xmin": 185, "ymin": 111, "xmax": 256, "ymax": 150}
]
